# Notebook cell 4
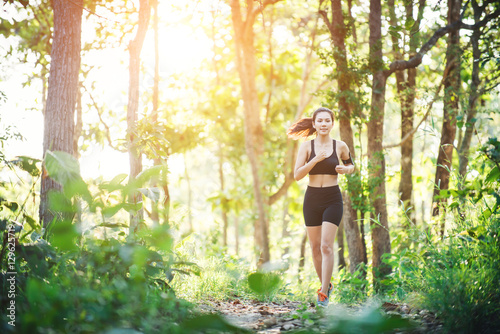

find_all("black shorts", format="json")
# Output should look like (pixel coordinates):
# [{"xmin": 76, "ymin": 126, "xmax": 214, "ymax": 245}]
[{"xmin": 303, "ymin": 185, "xmax": 343, "ymax": 226}]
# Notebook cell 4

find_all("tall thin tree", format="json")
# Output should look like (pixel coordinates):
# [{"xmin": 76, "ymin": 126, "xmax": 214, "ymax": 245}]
[
  {"xmin": 127, "ymin": 0, "xmax": 151, "ymax": 233},
  {"xmin": 432, "ymin": 0, "xmax": 463, "ymax": 236},
  {"xmin": 229, "ymin": 0, "xmax": 283, "ymax": 265},
  {"xmin": 368, "ymin": 0, "xmax": 392, "ymax": 285}
]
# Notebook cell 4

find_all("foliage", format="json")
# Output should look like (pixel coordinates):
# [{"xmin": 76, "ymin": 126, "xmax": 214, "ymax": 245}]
[
  {"xmin": 333, "ymin": 264, "xmax": 370, "ymax": 305},
  {"xmin": 379, "ymin": 140, "xmax": 500, "ymax": 333},
  {"xmin": 0, "ymin": 152, "xmax": 247, "ymax": 333}
]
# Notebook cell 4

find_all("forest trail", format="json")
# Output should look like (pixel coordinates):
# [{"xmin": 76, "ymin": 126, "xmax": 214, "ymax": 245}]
[
  {"xmin": 199, "ymin": 299, "xmax": 443, "ymax": 333},
  {"xmin": 199, "ymin": 299, "xmax": 307, "ymax": 332}
]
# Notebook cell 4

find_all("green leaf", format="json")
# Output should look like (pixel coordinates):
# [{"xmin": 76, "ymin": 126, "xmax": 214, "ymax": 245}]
[
  {"xmin": 44, "ymin": 150, "xmax": 81, "ymax": 185},
  {"xmin": 138, "ymin": 187, "xmax": 161, "ymax": 202},
  {"xmin": 49, "ymin": 219, "xmax": 78, "ymax": 252},
  {"xmin": 404, "ymin": 18, "xmax": 415, "ymax": 31},
  {"xmin": 12, "ymin": 156, "xmax": 41, "ymax": 177},
  {"xmin": 181, "ymin": 314, "xmax": 250, "ymax": 333},
  {"xmin": 485, "ymin": 166, "xmax": 499, "ymax": 184},
  {"xmin": 101, "ymin": 203, "xmax": 125, "ymax": 218},
  {"xmin": 48, "ymin": 191, "xmax": 75, "ymax": 213},
  {"xmin": 99, "ymin": 174, "xmax": 128, "ymax": 192},
  {"xmin": 248, "ymin": 272, "xmax": 281, "ymax": 295}
]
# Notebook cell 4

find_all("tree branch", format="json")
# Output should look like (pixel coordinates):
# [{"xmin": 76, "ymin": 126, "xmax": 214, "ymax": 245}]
[
  {"xmin": 82, "ymin": 84, "xmax": 126, "ymax": 152},
  {"xmin": 385, "ymin": 7, "xmax": 500, "ymax": 77},
  {"xmin": 384, "ymin": 61, "xmax": 454, "ymax": 149}
]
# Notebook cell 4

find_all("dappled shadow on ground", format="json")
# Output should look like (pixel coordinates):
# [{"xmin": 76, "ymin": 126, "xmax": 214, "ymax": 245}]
[{"xmin": 199, "ymin": 299, "xmax": 443, "ymax": 333}]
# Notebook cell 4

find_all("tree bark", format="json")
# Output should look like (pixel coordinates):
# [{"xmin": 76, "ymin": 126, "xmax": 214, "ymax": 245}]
[
  {"xmin": 127, "ymin": 0, "xmax": 151, "ymax": 233},
  {"xmin": 40, "ymin": 0, "xmax": 83, "ymax": 227},
  {"xmin": 432, "ymin": 0, "xmax": 462, "ymax": 234},
  {"xmin": 368, "ymin": 0, "xmax": 391, "ymax": 285}
]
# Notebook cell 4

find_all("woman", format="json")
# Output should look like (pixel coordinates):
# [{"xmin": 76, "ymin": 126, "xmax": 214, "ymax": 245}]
[{"xmin": 287, "ymin": 107, "xmax": 355, "ymax": 307}]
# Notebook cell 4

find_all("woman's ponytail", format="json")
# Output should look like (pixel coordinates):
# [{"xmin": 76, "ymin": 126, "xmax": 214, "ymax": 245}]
[{"xmin": 287, "ymin": 117, "xmax": 316, "ymax": 139}]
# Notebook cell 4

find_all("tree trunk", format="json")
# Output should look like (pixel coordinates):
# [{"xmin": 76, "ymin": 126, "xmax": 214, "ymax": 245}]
[
  {"xmin": 368, "ymin": 0, "xmax": 391, "ymax": 285},
  {"xmin": 432, "ymin": 0, "xmax": 462, "ymax": 235},
  {"xmin": 184, "ymin": 153, "xmax": 193, "ymax": 232},
  {"xmin": 458, "ymin": 0, "xmax": 481, "ymax": 182},
  {"xmin": 40, "ymin": 0, "xmax": 83, "ymax": 227},
  {"xmin": 320, "ymin": 0, "xmax": 366, "ymax": 275},
  {"xmin": 127, "ymin": 0, "xmax": 151, "ymax": 234},
  {"xmin": 235, "ymin": 215, "xmax": 240, "ymax": 256},
  {"xmin": 219, "ymin": 147, "xmax": 229, "ymax": 247},
  {"xmin": 151, "ymin": 0, "xmax": 162, "ymax": 226},
  {"xmin": 230, "ymin": 0, "xmax": 276, "ymax": 265},
  {"xmin": 337, "ymin": 221, "xmax": 346, "ymax": 270},
  {"xmin": 297, "ymin": 231, "xmax": 307, "ymax": 285},
  {"xmin": 281, "ymin": 193, "xmax": 291, "ymax": 258}
]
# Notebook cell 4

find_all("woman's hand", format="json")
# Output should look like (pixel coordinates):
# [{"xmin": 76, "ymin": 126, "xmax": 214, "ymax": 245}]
[
  {"xmin": 313, "ymin": 149, "xmax": 328, "ymax": 163},
  {"xmin": 335, "ymin": 165, "xmax": 353, "ymax": 174}
]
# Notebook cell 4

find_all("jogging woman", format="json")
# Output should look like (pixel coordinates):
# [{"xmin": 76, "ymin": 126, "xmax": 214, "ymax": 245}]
[{"xmin": 287, "ymin": 107, "xmax": 355, "ymax": 307}]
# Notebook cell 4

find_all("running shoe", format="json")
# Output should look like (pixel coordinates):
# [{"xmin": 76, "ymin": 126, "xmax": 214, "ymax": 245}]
[
  {"xmin": 317, "ymin": 283, "xmax": 333, "ymax": 299},
  {"xmin": 317, "ymin": 291, "xmax": 329, "ymax": 308},
  {"xmin": 327, "ymin": 282, "xmax": 333, "ymax": 299}
]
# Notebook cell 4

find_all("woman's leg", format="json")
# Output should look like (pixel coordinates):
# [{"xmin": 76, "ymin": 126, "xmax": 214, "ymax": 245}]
[
  {"xmin": 320, "ymin": 222, "xmax": 338, "ymax": 295},
  {"xmin": 306, "ymin": 226, "xmax": 323, "ymax": 283}
]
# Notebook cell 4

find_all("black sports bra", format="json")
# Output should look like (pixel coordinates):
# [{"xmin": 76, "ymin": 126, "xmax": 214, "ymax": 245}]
[{"xmin": 308, "ymin": 139, "xmax": 339, "ymax": 175}]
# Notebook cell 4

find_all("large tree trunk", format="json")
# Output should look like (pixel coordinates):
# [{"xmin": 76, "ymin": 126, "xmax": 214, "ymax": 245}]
[
  {"xmin": 368, "ymin": 0, "xmax": 391, "ymax": 285},
  {"xmin": 230, "ymin": 0, "xmax": 278, "ymax": 265},
  {"xmin": 127, "ymin": 0, "xmax": 151, "ymax": 233},
  {"xmin": 40, "ymin": 0, "xmax": 83, "ymax": 227},
  {"xmin": 319, "ymin": 0, "xmax": 366, "ymax": 275},
  {"xmin": 432, "ymin": 0, "xmax": 462, "ymax": 235}
]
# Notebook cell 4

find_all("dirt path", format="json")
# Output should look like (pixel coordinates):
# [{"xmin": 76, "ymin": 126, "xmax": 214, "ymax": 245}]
[{"xmin": 199, "ymin": 299, "xmax": 443, "ymax": 333}]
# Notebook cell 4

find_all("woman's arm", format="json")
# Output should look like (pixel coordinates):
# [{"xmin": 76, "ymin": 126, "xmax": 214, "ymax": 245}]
[
  {"xmin": 335, "ymin": 141, "xmax": 355, "ymax": 175},
  {"xmin": 294, "ymin": 141, "xmax": 326, "ymax": 181}
]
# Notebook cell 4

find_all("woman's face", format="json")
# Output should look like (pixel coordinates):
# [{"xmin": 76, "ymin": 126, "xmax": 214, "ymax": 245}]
[{"xmin": 313, "ymin": 111, "xmax": 333, "ymax": 135}]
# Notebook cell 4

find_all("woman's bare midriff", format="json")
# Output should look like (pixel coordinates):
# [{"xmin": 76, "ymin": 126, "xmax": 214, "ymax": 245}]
[{"xmin": 308, "ymin": 174, "xmax": 338, "ymax": 188}]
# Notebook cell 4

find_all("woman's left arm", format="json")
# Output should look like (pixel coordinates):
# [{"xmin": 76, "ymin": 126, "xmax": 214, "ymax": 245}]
[{"xmin": 335, "ymin": 141, "xmax": 355, "ymax": 175}]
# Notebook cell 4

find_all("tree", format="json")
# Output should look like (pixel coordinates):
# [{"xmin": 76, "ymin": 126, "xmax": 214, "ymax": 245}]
[
  {"xmin": 40, "ymin": 0, "xmax": 83, "ymax": 227},
  {"xmin": 318, "ymin": 0, "xmax": 366, "ymax": 274},
  {"xmin": 432, "ymin": 0, "xmax": 463, "ymax": 234},
  {"xmin": 457, "ymin": 0, "xmax": 500, "ymax": 183},
  {"xmin": 127, "ymin": 0, "xmax": 151, "ymax": 233},
  {"xmin": 229, "ymin": 0, "xmax": 284, "ymax": 265},
  {"xmin": 388, "ymin": 0, "xmax": 426, "ymax": 224},
  {"xmin": 367, "ymin": 0, "xmax": 392, "ymax": 284}
]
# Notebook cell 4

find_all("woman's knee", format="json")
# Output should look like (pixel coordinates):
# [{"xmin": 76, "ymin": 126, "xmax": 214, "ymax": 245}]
[
  {"xmin": 321, "ymin": 243, "xmax": 333, "ymax": 255},
  {"xmin": 311, "ymin": 245, "xmax": 322, "ymax": 257}
]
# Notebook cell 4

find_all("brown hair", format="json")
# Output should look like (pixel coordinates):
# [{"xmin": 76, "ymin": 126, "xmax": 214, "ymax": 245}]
[{"xmin": 287, "ymin": 107, "xmax": 334, "ymax": 140}]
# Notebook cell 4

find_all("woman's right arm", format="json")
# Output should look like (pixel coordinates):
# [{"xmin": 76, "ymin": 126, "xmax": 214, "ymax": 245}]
[{"xmin": 294, "ymin": 142, "xmax": 323, "ymax": 181}]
